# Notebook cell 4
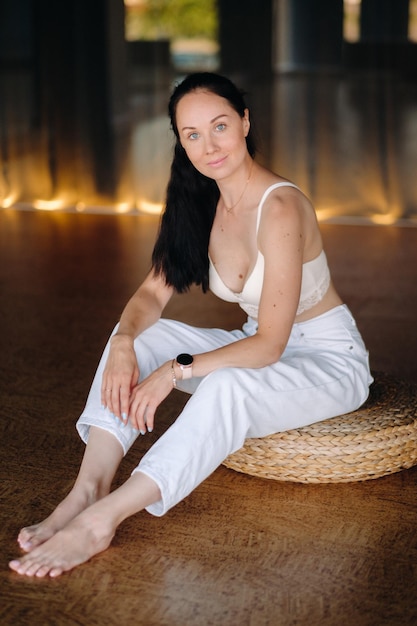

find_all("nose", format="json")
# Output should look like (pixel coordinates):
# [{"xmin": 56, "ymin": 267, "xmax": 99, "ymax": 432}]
[{"xmin": 204, "ymin": 134, "xmax": 218, "ymax": 154}]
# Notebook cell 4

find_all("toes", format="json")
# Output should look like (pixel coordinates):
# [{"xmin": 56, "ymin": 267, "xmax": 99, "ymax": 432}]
[
  {"xmin": 9, "ymin": 558, "xmax": 33, "ymax": 576},
  {"xmin": 18, "ymin": 524, "xmax": 36, "ymax": 538},
  {"xmin": 9, "ymin": 557, "xmax": 47, "ymax": 577},
  {"xmin": 35, "ymin": 565, "xmax": 53, "ymax": 578},
  {"xmin": 8, "ymin": 559, "xmax": 21, "ymax": 573},
  {"xmin": 17, "ymin": 529, "xmax": 31, "ymax": 545},
  {"xmin": 17, "ymin": 539, "xmax": 34, "ymax": 552},
  {"xmin": 18, "ymin": 526, "xmax": 38, "ymax": 550},
  {"xmin": 17, "ymin": 525, "xmax": 54, "ymax": 552},
  {"xmin": 49, "ymin": 567, "xmax": 64, "ymax": 578},
  {"xmin": 23, "ymin": 561, "xmax": 43, "ymax": 577}
]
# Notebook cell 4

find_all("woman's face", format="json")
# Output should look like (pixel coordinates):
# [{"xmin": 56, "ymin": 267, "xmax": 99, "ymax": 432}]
[{"xmin": 175, "ymin": 89, "xmax": 250, "ymax": 181}]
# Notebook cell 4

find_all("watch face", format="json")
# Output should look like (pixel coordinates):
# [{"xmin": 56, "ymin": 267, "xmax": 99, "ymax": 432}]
[{"xmin": 177, "ymin": 353, "xmax": 193, "ymax": 366}]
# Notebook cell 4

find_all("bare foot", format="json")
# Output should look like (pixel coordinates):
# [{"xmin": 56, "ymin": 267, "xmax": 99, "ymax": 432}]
[
  {"xmin": 10, "ymin": 470, "xmax": 160, "ymax": 577},
  {"xmin": 17, "ymin": 485, "xmax": 104, "ymax": 552},
  {"xmin": 9, "ymin": 505, "xmax": 116, "ymax": 578}
]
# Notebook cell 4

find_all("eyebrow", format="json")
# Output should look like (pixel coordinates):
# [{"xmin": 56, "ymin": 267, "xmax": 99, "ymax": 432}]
[{"xmin": 180, "ymin": 114, "xmax": 229, "ymax": 132}]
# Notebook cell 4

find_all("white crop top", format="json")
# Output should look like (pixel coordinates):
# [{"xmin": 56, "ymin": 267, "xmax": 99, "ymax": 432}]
[{"xmin": 209, "ymin": 182, "xmax": 331, "ymax": 319}]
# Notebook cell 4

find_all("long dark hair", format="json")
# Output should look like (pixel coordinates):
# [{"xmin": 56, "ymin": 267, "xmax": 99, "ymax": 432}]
[{"xmin": 151, "ymin": 72, "xmax": 257, "ymax": 293}]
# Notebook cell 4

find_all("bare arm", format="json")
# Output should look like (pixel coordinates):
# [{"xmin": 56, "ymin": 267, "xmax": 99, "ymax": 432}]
[
  {"xmin": 115, "ymin": 270, "xmax": 175, "ymax": 339},
  {"xmin": 123, "ymin": 192, "xmax": 309, "ymax": 434},
  {"xmin": 188, "ymin": 193, "xmax": 303, "ymax": 376},
  {"xmin": 101, "ymin": 270, "xmax": 174, "ymax": 421}
]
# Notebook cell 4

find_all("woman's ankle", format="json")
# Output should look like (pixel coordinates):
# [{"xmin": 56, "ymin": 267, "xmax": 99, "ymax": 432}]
[{"xmin": 64, "ymin": 478, "xmax": 108, "ymax": 509}]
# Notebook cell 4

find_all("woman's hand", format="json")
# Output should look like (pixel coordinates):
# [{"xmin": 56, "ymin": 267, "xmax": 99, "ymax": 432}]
[
  {"xmin": 128, "ymin": 361, "xmax": 174, "ymax": 433},
  {"xmin": 101, "ymin": 334, "xmax": 140, "ymax": 422}
]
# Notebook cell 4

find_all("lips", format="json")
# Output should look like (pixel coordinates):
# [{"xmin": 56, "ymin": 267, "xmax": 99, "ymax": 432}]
[{"xmin": 207, "ymin": 156, "xmax": 227, "ymax": 167}]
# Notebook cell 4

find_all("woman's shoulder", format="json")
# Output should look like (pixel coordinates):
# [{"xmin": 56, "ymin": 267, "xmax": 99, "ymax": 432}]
[
  {"xmin": 255, "ymin": 173, "xmax": 309, "ymax": 217},
  {"xmin": 252, "ymin": 168, "xmax": 305, "ymax": 205},
  {"xmin": 254, "ymin": 171, "xmax": 318, "ymax": 243}
]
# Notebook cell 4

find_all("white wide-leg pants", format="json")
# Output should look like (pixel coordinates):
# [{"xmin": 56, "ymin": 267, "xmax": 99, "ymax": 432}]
[{"xmin": 77, "ymin": 304, "xmax": 373, "ymax": 516}]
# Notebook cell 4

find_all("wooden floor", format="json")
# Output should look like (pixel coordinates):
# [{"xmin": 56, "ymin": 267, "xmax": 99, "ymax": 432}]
[{"xmin": 1, "ymin": 209, "xmax": 417, "ymax": 626}]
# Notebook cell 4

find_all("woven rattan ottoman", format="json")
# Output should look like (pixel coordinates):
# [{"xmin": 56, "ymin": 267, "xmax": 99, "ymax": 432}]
[{"xmin": 223, "ymin": 373, "xmax": 417, "ymax": 483}]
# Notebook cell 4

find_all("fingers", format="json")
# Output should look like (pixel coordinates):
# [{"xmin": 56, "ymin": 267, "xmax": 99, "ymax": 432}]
[
  {"xmin": 129, "ymin": 394, "xmax": 155, "ymax": 434},
  {"xmin": 101, "ymin": 381, "xmax": 154, "ymax": 434},
  {"xmin": 101, "ymin": 362, "xmax": 171, "ymax": 433},
  {"xmin": 100, "ymin": 379, "xmax": 109, "ymax": 410},
  {"xmin": 100, "ymin": 349, "xmax": 139, "ymax": 421},
  {"xmin": 101, "ymin": 383, "xmax": 130, "ymax": 424},
  {"xmin": 119, "ymin": 385, "xmax": 131, "ymax": 422}
]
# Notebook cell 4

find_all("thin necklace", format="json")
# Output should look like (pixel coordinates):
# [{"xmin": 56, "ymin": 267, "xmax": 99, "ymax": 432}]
[{"xmin": 223, "ymin": 160, "xmax": 254, "ymax": 213}]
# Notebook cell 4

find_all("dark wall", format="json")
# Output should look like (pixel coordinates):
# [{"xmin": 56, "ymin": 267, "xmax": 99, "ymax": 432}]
[
  {"xmin": 360, "ymin": 0, "xmax": 410, "ymax": 42},
  {"xmin": 0, "ymin": 0, "xmax": 128, "ymax": 201},
  {"xmin": 218, "ymin": 0, "xmax": 274, "ymax": 78}
]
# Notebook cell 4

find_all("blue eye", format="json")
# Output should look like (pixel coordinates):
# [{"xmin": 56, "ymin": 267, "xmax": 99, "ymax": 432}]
[
  {"xmin": 216, "ymin": 123, "xmax": 226, "ymax": 131},
  {"xmin": 189, "ymin": 132, "xmax": 199, "ymax": 140}
]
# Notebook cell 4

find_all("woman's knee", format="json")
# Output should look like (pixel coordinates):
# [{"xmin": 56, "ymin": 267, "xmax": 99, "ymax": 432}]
[{"xmin": 202, "ymin": 367, "xmax": 246, "ymax": 393}]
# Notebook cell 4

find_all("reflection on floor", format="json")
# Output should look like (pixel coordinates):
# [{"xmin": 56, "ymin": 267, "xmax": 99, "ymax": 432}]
[{"xmin": 1, "ymin": 209, "xmax": 416, "ymax": 625}]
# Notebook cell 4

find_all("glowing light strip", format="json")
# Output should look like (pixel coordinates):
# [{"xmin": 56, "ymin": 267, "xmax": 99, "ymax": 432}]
[
  {"xmin": 138, "ymin": 200, "xmax": 164, "ymax": 215},
  {"xmin": 1, "ymin": 194, "xmax": 18, "ymax": 208}
]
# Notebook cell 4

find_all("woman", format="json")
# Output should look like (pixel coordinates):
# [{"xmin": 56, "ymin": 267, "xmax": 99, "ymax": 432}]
[{"xmin": 9, "ymin": 72, "xmax": 372, "ymax": 577}]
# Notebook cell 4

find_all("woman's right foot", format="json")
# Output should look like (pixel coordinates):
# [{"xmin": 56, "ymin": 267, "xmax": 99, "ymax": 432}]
[
  {"xmin": 17, "ymin": 427, "xmax": 124, "ymax": 552},
  {"xmin": 10, "ymin": 501, "xmax": 117, "ymax": 578},
  {"xmin": 17, "ymin": 485, "xmax": 104, "ymax": 552}
]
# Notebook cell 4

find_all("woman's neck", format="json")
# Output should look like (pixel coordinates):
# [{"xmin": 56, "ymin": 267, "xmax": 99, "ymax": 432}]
[{"xmin": 218, "ymin": 157, "xmax": 254, "ymax": 214}]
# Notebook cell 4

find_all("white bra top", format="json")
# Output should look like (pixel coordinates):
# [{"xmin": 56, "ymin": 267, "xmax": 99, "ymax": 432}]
[{"xmin": 209, "ymin": 182, "xmax": 331, "ymax": 319}]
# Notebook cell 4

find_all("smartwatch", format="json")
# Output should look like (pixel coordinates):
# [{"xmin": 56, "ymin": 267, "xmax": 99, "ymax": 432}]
[{"xmin": 176, "ymin": 353, "xmax": 194, "ymax": 379}]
